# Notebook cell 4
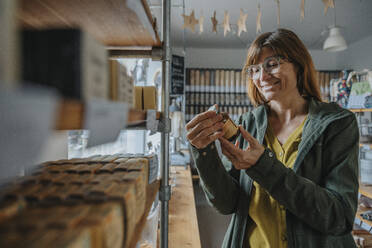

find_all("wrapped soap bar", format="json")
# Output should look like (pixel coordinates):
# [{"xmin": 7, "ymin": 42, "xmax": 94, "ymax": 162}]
[
  {"xmin": 46, "ymin": 205, "xmax": 90, "ymax": 229},
  {"xmin": 69, "ymin": 184, "xmax": 93, "ymax": 200},
  {"xmin": 107, "ymin": 183, "xmax": 136, "ymax": 248},
  {"xmin": 69, "ymin": 174, "xmax": 94, "ymax": 185},
  {"xmin": 97, "ymin": 163, "xmax": 118, "ymax": 174},
  {"xmin": 112, "ymin": 157, "xmax": 129, "ymax": 163},
  {"xmin": 122, "ymin": 158, "xmax": 148, "ymax": 184},
  {"xmin": 123, "ymin": 171, "xmax": 146, "ymax": 223},
  {"xmin": 83, "ymin": 202, "xmax": 124, "ymax": 248},
  {"xmin": 89, "ymin": 181, "xmax": 118, "ymax": 196},
  {"xmin": 0, "ymin": 196, "xmax": 26, "ymax": 222},
  {"xmin": 44, "ymin": 184, "xmax": 81, "ymax": 202},
  {"xmin": 79, "ymin": 163, "xmax": 102, "ymax": 174}
]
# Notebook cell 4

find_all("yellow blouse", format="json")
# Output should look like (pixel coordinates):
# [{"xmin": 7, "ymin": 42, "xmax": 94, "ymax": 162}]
[{"xmin": 246, "ymin": 116, "xmax": 307, "ymax": 248}]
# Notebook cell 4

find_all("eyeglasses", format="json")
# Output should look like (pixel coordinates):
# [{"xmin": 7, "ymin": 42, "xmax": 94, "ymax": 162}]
[{"xmin": 245, "ymin": 56, "xmax": 285, "ymax": 80}]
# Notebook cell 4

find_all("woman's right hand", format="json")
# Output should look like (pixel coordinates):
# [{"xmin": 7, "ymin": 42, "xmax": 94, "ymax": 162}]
[{"xmin": 185, "ymin": 108, "xmax": 225, "ymax": 149}]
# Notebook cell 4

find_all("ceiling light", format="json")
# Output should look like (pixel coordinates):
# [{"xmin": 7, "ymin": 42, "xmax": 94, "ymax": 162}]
[{"xmin": 323, "ymin": 26, "xmax": 347, "ymax": 52}]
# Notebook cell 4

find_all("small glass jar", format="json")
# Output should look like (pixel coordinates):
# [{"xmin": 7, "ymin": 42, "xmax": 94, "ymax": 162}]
[
  {"xmin": 208, "ymin": 105, "xmax": 240, "ymax": 141},
  {"xmin": 221, "ymin": 113, "xmax": 240, "ymax": 141}
]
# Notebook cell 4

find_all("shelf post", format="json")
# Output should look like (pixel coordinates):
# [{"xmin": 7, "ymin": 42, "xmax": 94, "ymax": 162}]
[{"xmin": 160, "ymin": 0, "xmax": 171, "ymax": 247}]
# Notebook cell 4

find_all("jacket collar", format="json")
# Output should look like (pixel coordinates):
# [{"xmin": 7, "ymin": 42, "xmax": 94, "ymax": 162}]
[{"xmin": 252, "ymin": 97, "xmax": 354, "ymax": 171}]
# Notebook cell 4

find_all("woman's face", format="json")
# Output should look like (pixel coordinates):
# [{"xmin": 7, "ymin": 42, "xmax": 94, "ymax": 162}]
[{"xmin": 252, "ymin": 47, "xmax": 299, "ymax": 102}]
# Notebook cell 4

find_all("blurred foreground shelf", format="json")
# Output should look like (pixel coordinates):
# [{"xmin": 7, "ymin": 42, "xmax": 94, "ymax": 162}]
[
  {"xmin": 18, "ymin": 0, "xmax": 161, "ymax": 47},
  {"xmin": 129, "ymin": 180, "xmax": 160, "ymax": 248},
  {"xmin": 55, "ymin": 100, "xmax": 161, "ymax": 130}
]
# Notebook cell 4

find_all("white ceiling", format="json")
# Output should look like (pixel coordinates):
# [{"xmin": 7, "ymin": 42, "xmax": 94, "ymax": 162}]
[{"xmin": 148, "ymin": 0, "xmax": 372, "ymax": 50}]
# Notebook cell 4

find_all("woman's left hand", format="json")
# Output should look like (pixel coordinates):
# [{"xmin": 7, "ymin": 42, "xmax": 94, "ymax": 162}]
[{"xmin": 219, "ymin": 126, "xmax": 265, "ymax": 170}]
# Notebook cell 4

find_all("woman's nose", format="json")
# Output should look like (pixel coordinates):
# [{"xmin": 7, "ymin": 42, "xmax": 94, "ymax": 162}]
[{"xmin": 259, "ymin": 68, "xmax": 271, "ymax": 81}]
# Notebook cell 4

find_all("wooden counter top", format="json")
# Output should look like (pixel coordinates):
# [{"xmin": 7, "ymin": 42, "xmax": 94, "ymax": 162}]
[{"xmin": 168, "ymin": 166, "xmax": 201, "ymax": 248}]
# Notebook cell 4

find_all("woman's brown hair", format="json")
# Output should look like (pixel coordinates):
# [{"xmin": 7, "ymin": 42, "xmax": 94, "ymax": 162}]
[{"xmin": 243, "ymin": 28, "xmax": 322, "ymax": 106}]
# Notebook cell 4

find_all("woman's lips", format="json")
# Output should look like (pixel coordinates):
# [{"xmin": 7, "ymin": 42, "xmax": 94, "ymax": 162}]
[{"xmin": 261, "ymin": 81, "xmax": 280, "ymax": 91}]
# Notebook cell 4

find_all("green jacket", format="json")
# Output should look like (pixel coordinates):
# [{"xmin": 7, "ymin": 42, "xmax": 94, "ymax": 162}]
[{"xmin": 191, "ymin": 98, "xmax": 359, "ymax": 248}]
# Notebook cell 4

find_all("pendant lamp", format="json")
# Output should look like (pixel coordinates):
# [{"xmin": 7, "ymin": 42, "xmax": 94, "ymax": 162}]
[
  {"xmin": 323, "ymin": 26, "xmax": 347, "ymax": 52},
  {"xmin": 323, "ymin": 0, "xmax": 347, "ymax": 52}
]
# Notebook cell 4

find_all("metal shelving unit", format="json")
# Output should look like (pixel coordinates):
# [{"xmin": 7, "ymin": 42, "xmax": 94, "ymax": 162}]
[
  {"xmin": 160, "ymin": 1, "xmax": 171, "ymax": 247},
  {"xmin": 109, "ymin": 1, "xmax": 172, "ymax": 246},
  {"xmin": 1, "ymin": 0, "xmax": 172, "ymax": 246}
]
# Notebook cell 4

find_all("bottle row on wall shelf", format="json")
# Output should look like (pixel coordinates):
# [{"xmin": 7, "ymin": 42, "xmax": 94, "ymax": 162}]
[
  {"xmin": 185, "ymin": 68, "xmax": 253, "ymax": 122},
  {"xmin": 185, "ymin": 104, "xmax": 254, "ymax": 122},
  {"xmin": 185, "ymin": 85, "xmax": 248, "ymax": 93},
  {"xmin": 186, "ymin": 92, "xmax": 250, "ymax": 106},
  {"xmin": 186, "ymin": 68, "xmax": 249, "ymax": 93}
]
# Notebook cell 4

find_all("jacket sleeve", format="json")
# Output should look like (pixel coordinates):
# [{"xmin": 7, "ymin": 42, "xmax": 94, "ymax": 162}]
[
  {"xmin": 190, "ymin": 142, "xmax": 241, "ymax": 215},
  {"xmin": 245, "ymin": 114, "xmax": 359, "ymax": 235},
  {"xmin": 190, "ymin": 116, "xmax": 245, "ymax": 215}
]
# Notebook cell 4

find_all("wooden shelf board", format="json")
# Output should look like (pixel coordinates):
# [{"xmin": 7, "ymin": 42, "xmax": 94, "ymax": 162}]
[
  {"xmin": 55, "ymin": 100, "xmax": 160, "ymax": 130},
  {"xmin": 360, "ymin": 143, "xmax": 372, "ymax": 149},
  {"xmin": 351, "ymin": 109, "xmax": 372, "ymax": 113},
  {"xmin": 19, "ymin": 0, "xmax": 161, "ymax": 47},
  {"xmin": 128, "ymin": 179, "xmax": 160, "ymax": 248},
  {"xmin": 360, "ymin": 184, "xmax": 372, "ymax": 199},
  {"xmin": 169, "ymin": 167, "xmax": 201, "ymax": 248}
]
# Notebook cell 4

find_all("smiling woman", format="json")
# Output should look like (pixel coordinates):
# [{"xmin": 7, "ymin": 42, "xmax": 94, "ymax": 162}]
[
  {"xmin": 186, "ymin": 28, "xmax": 359, "ymax": 248},
  {"xmin": 243, "ymin": 29, "xmax": 322, "ymax": 107}
]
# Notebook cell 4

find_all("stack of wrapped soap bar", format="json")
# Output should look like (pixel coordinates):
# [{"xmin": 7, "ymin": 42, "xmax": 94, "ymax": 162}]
[{"xmin": 0, "ymin": 154, "xmax": 158, "ymax": 248}]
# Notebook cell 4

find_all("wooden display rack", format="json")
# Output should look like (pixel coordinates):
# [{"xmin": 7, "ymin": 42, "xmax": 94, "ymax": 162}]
[{"xmin": 10, "ymin": 0, "xmax": 167, "ymax": 247}]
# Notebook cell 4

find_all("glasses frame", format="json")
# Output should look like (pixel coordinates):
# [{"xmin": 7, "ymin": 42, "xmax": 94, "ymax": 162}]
[{"xmin": 245, "ymin": 55, "xmax": 286, "ymax": 80}]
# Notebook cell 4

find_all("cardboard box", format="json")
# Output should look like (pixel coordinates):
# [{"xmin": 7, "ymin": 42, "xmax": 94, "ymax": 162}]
[
  {"xmin": 143, "ymin": 86, "xmax": 157, "ymax": 110},
  {"xmin": 109, "ymin": 60, "xmax": 134, "ymax": 106},
  {"xmin": 133, "ymin": 86, "xmax": 157, "ymax": 110},
  {"xmin": 22, "ymin": 29, "xmax": 108, "ymax": 100},
  {"xmin": 134, "ymin": 86, "xmax": 143, "ymax": 110}
]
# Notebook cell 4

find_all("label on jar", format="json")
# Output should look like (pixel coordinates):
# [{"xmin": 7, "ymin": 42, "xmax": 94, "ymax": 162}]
[{"xmin": 223, "ymin": 119, "xmax": 238, "ymax": 140}]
